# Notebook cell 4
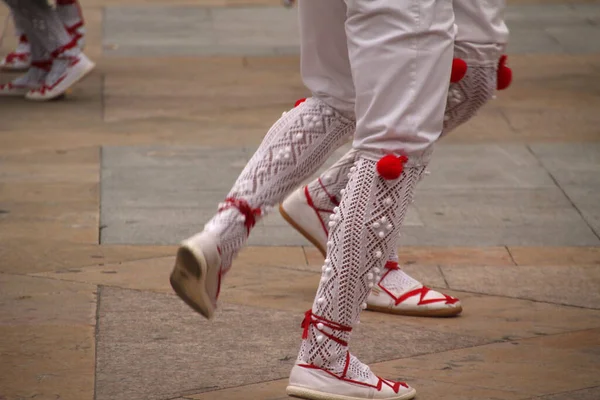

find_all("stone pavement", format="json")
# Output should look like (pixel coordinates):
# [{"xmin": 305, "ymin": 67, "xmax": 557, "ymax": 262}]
[{"xmin": 1, "ymin": 1, "xmax": 600, "ymax": 399}]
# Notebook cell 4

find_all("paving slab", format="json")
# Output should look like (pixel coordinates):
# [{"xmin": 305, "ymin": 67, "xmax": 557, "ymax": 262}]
[
  {"xmin": 0, "ymin": 275, "xmax": 96, "ymax": 400},
  {"xmin": 0, "ymin": 274, "xmax": 97, "ymax": 325},
  {"xmin": 548, "ymin": 26, "xmax": 600, "ymax": 54},
  {"xmin": 95, "ymin": 286, "xmax": 488, "ymax": 400},
  {"xmin": 442, "ymin": 265, "xmax": 600, "ymax": 308},
  {"xmin": 368, "ymin": 290, "xmax": 600, "ymax": 341},
  {"xmin": 373, "ymin": 329, "xmax": 600, "ymax": 397},
  {"xmin": 100, "ymin": 144, "xmax": 600, "ymax": 246},
  {"xmin": 0, "ymin": 238, "xmax": 174, "ymax": 274},
  {"xmin": 0, "ymin": 325, "xmax": 95, "ymax": 400},
  {"xmin": 100, "ymin": 3, "xmax": 600, "ymax": 56},
  {"xmin": 508, "ymin": 246, "xmax": 600, "ymax": 266},
  {"xmin": 103, "ymin": 5, "xmax": 299, "ymax": 56},
  {"xmin": 528, "ymin": 143, "xmax": 600, "ymax": 237}
]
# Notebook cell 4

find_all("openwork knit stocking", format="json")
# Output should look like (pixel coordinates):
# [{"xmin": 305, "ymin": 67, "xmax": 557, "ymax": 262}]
[
  {"xmin": 4, "ymin": 0, "xmax": 74, "ymax": 54},
  {"xmin": 443, "ymin": 58, "xmax": 497, "ymax": 135},
  {"xmin": 297, "ymin": 154, "xmax": 426, "ymax": 382},
  {"xmin": 204, "ymin": 98, "xmax": 355, "ymax": 274}
]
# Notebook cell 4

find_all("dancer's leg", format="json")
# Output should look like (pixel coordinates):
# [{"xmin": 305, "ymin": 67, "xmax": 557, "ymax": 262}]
[
  {"xmin": 0, "ymin": 11, "xmax": 31, "ymax": 70},
  {"xmin": 0, "ymin": 8, "xmax": 51, "ymax": 95},
  {"xmin": 288, "ymin": 0, "xmax": 454, "ymax": 398},
  {"xmin": 169, "ymin": 0, "xmax": 357, "ymax": 320},
  {"xmin": 2, "ymin": 0, "xmax": 94, "ymax": 100},
  {"xmin": 55, "ymin": 0, "xmax": 86, "ymax": 49}
]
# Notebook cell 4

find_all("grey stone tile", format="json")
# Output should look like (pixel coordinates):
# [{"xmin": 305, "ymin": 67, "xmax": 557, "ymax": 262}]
[
  {"xmin": 103, "ymin": 5, "xmax": 300, "ymax": 57},
  {"xmin": 101, "ymin": 144, "xmax": 600, "ymax": 246},
  {"xmin": 413, "ymin": 188, "xmax": 584, "ymax": 228},
  {"xmin": 100, "ymin": 207, "xmax": 209, "ymax": 245},
  {"xmin": 100, "ymin": 146, "xmax": 249, "ymax": 244},
  {"xmin": 504, "ymin": 4, "xmax": 590, "ymax": 29},
  {"xmin": 102, "ymin": 146, "xmax": 250, "ymax": 168},
  {"xmin": 211, "ymin": 7, "xmax": 299, "ymax": 48},
  {"xmin": 566, "ymin": 187, "xmax": 600, "ymax": 236},
  {"xmin": 442, "ymin": 265, "xmax": 600, "ymax": 309},
  {"xmin": 399, "ymin": 225, "xmax": 600, "ymax": 247},
  {"xmin": 422, "ymin": 144, "xmax": 557, "ymax": 190},
  {"xmin": 528, "ymin": 143, "xmax": 600, "ymax": 187},
  {"xmin": 95, "ymin": 286, "xmax": 488, "ymax": 400},
  {"xmin": 505, "ymin": 29, "xmax": 565, "ymax": 54},
  {"xmin": 103, "ymin": 6, "xmax": 215, "ymax": 56},
  {"xmin": 101, "ymin": 3, "xmax": 600, "ymax": 57},
  {"xmin": 547, "ymin": 26, "xmax": 600, "ymax": 55},
  {"xmin": 529, "ymin": 143, "xmax": 600, "ymax": 237}
]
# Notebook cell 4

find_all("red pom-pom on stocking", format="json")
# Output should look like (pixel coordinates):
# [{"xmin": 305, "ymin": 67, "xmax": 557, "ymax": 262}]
[
  {"xmin": 497, "ymin": 55, "xmax": 512, "ymax": 90},
  {"xmin": 450, "ymin": 58, "xmax": 468, "ymax": 83},
  {"xmin": 376, "ymin": 155, "xmax": 408, "ymax": 180},
  {"xmin": 294, "ymin": 98, "xmax": 307, "ymax": 107}
]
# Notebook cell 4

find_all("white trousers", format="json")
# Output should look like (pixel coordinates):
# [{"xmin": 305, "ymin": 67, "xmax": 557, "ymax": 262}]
[
  {"xmin": 455, "ymin": 0, "xmax": 509, "ymax": 46},
  {"xmin": 299, "ymin": 0, "xmax": 455, "ymax": 159}
]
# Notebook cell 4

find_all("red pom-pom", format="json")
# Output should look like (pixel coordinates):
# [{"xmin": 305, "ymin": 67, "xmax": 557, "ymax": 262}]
[
  {"xmin": 294, "ymin": 98, "xmax": 307, "ymax": 107},
  {"xmin": 496, "ymin": 55, "xmax": 512, "ymax": 90},
  {"xmin": 450, "ymin": 58, "xmax": 468, "ymax": 83},
  {"xmin": 376, "ymin": 155, "xmax": 408, "ymax": 180}
]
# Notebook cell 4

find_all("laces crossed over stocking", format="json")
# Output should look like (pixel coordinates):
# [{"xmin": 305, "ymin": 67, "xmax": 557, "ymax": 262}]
[{"xmin": 298, "ymin": 310, "xmax": 408, "ymax": 393}]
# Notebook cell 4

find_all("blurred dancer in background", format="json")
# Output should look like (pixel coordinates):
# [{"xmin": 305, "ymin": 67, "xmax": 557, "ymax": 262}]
[{"xmin": 0, "ymin": 0, "xmax": 93, "ymax": 100}]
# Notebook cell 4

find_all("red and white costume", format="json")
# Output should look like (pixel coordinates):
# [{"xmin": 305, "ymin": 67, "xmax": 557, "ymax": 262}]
[
  {"xmin": 280, "ymin": 0, "xmax": 511, "ymax": 318},
  {"xmin": 0, "ymin": 0, "xmax": 93, "ymax": 100},
  {"xmin": 1, "ymin": 0, "xmax": 86, "ymax": 71},
  {"xmin": 169, "ymin": 1, "xmax": 510, "ymax": 399}
]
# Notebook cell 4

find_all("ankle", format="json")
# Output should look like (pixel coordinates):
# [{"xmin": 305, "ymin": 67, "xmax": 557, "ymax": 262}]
[
  {"xmin": 51, "ymin": 38, "xmax": 81, "ymax": 59},
  {"xmin": 297, "ymin": 310, "xmax": 352, "ymax": 371}
]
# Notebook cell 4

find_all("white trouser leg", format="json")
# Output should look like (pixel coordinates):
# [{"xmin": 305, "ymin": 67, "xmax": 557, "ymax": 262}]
[
  {"xmin": 454, "ymin": 0, "xmax": 509, "ymax": 46},
  {"xmin": 346, "ymin": 0, "xmax": 455, "ymax": 159},
  {"xmin": 299, "ymin": 0, "xmax": 355, "ymax": 117},
  {"xmin": 293, "ymin": 2, "xmax": 455, "ymax": 398}
]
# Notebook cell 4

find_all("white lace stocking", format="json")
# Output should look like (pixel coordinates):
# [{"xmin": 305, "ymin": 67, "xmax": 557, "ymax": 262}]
[
  {"xmin": 443, "ymin": 62, "xmax": 497, "ymax": 135},
  {"xmin": 305, "ymin": 149, "xmax": 358, "ymax": 236},
  {"xmin": 297, "ymin": 155, "xmax": 426, "ymax": 380},
  {"xmin": 205, "ymin": 98, "xmax": 355, "ymax": 273}
]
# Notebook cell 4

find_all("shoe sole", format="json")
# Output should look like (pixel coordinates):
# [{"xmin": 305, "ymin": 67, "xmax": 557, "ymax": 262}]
[
  {"xmin": 287, "ymin": 386, "xmax": 416, "ymax": 400},
  {"xmin": 367, "ymin": 303, "xmax": 463, "ymax": 318},
  {"xmin": 169, "ymin": 245, "xmax": 215, "ymax": 319},
  {"xmin": 280, "ymin": 203, "xmax": 463, "ymax": 318},
  {"xmin": 0, "ymin": 65, "xmax": 30, "ymax": 72}
]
